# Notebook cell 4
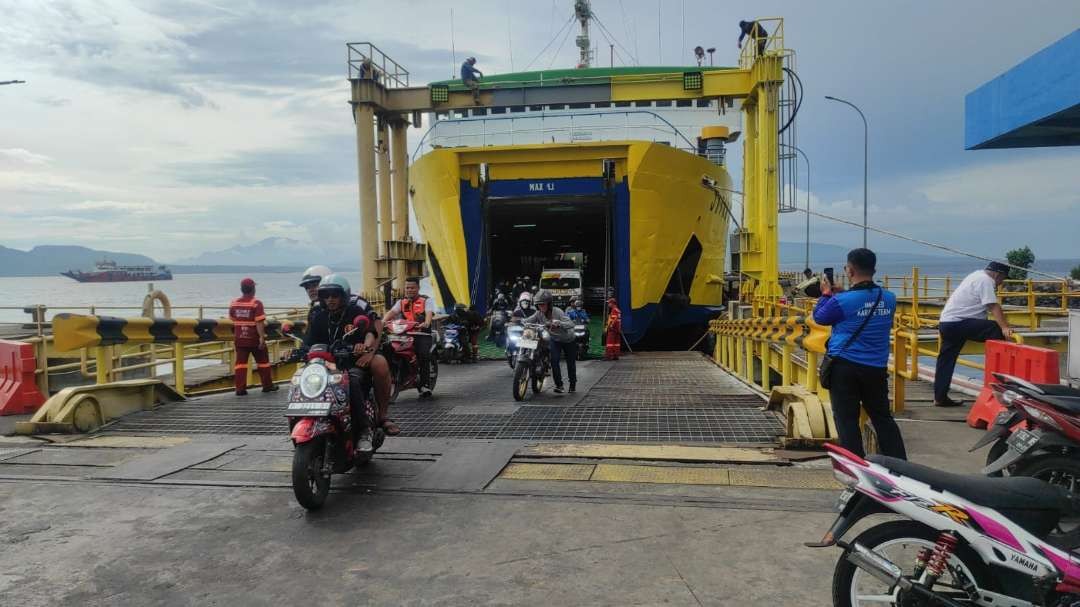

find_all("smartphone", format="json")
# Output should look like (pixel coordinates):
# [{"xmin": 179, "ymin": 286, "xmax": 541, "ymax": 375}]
[{"xmin": 823, "ymin": 267, "xmax": 835, "ymax": 284}]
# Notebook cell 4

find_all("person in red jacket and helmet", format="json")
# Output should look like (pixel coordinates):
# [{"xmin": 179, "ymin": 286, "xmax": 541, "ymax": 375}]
[
  {"xmin": 603, "ymin": 298, "xmax": 622, "ymax": 361},
  {"xmin": 229, "ymin": 278, "xmax": 278, "ymax": 395}
]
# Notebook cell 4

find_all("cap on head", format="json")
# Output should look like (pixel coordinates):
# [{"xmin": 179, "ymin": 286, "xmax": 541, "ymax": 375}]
[
  {"xmin": 986, "ymin": 261, "xmax": 1011, "ymax": 276},
  {"xmin": 241, "ymin": 278, "xmax": 256, "ymax": 293}
]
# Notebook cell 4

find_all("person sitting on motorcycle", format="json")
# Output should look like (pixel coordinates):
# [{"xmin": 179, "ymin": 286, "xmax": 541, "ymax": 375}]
[
  {"xmin": 511, "ymin": 291, "xmax": 534, "ymax": 321},
  {"xmin": 447, "ymin": 302, "xmax": 483, "ymax": 363},
  {"xmin": 522, "ymin": 289, "xmax": 577, "ymax": 393},
  {"xmin": 305, "ymin": 274, "xmax": 399, "ymax": 444},
  {"xmin": 299, "ymin": 265, "xmax": 332, "ymax": 323},
  {"xmin": 491, "ymin": 290, "xmax": 510, "ymax": 313},
  {"xmin": 566, "ymin": 298, "xmax": 590, "ymax": 324},
  {"xmin": 383, "ymin": 277, "xmax": 434, "ymax": 398}
]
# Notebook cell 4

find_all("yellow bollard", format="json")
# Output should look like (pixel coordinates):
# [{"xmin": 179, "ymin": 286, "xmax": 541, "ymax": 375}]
[{"xmin": 173, "ymin": 342, "xmax": 186, "ymax": 396}]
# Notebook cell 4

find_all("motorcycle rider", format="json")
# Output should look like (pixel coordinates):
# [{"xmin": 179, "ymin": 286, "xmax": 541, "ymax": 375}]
[
  {"xmin": 299, "ymin": 265, "xmax": 332, "ymax": 321},
  {"xmin": 511, "ymin": 291, "xmax": 534, "ymax": 321},
  {"xmin": 383, "ymin": 277, "xmax": 434, "ymax": 398},
  {"xmin": 491, "ymin": 290, "xmax": 510, "ymax": 312},
  {"xmin": 304, "ymin": 274, "xmax": 399, "ymax": 445},
  {"xmin": 447, "ymin": 302, "xmax": 483, "ymax": 363},
  {"xmin": 522, "ymin": 289, "xmax": 577, "ymax": 393},
  {"xmin": 566, "ymin": 298, "xmax": 590, "ymax": 324}
]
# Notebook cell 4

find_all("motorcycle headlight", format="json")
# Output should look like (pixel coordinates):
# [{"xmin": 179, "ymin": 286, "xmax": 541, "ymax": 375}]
[{"xmin": 299, "ymin": 364, "xmax": 329, "ymax": 399}]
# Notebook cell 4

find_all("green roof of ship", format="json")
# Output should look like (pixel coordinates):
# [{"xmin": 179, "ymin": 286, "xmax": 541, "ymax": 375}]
[{"xmin": 431, "ymin": 65, "xmax": 735, "ymax": 91}]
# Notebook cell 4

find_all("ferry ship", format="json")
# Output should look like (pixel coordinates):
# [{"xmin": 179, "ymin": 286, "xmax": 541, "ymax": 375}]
[{"xmin": 61, "ymin": 259, "xmax": 173, "ymax": 283}]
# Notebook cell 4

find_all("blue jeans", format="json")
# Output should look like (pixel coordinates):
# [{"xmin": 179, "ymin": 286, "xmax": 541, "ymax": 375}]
[{"xmin": 549, "ymin": 340, "xmax": 577, "ymax": 388}]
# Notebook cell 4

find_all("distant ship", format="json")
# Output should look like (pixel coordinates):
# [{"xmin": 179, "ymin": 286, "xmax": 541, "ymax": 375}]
[{"xmin": 61, "ymin": 259, "xmax": 173, "ymax": 282}]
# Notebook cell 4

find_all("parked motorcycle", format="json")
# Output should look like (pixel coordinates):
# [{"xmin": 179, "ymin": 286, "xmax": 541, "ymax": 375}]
[
  {"xmin": 574, "ymin": 323, "xmax": 590, "ymax": 360},
  {"xmin": 812, "ymin": 442, "xmax": 1080, "ymax": 606},
  {"xmin": 439, "ymin": 322, "xmax": 468, "ymax": 364},
  {"xmin": 284, "ymin": 327, "xmax": 383, "ymax": 511},
  {"xmin": 383, "ymin": 318, "xmax": 438, "ymax": 402},
  {"xmin": 505, "ymin": 324, "xmax": 524, "ymax": 368},
  {"xmin": 489, "ymin": 310, "xmax": 509, "ymax": 348},
  {"xmin": 512, "ymin": 322, "xmax": 551, "ymax": 401},
  {"xmin": 970, "ymin": 372, "xmax": 1080, "ymax": 546}
]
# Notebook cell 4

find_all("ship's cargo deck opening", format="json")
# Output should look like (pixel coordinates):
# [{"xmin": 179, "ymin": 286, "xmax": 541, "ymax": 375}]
[{"xmin": 486, "ymin": 196, "xmax": 612, "ymax": 310}]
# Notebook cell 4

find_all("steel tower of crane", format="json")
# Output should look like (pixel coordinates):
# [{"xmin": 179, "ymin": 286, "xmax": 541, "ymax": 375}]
[{"xmin": 575, "ymin": 0, "xmax": 593, "ymax": 68}]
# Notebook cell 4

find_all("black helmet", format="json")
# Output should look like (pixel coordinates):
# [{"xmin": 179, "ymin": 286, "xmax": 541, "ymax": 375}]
[
  {"xmin": 317, "ymin": 273, "xmax": 351, "ymax": 298},
  {"xmin": 453, "ymin": 302, "xmax": 466, "ymax": 314}
]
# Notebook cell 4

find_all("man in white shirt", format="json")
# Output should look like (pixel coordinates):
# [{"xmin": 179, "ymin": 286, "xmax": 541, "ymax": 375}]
[{"xmin": 933, "ymin": 261, "xmax": 1014, "ymax": 407}]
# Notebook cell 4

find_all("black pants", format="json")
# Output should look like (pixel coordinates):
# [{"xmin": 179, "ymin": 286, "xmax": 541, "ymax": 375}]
[
  {"xmin": 549, "ymin": 340, "xmax": 577, "ymax": 388},
  {"xmin": 830, "ymin": 358, "xmax": 907, "ymax": 459},
  {"xmin": 347, "ymin": 367, "xmax": 372, "ymax": 431},
  {"xmin": 933, "ymin": 319, "xmax": 1003, "ymax": 402},
  {"xmin": 413, "ymin": 332, "xmax": 432, "ymax": 388}
]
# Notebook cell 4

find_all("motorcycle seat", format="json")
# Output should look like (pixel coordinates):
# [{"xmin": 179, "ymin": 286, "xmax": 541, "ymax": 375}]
[{"xmin": 868, "ymin": 455, "xmax": 1068, "ymax": 537}]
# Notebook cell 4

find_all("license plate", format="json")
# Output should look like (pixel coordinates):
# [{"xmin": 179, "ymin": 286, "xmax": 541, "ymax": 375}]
[
  {"xmin": 286, "ymin": 401, "xmax": 330, "ymax": 416},
  {"xmin": 389, "ymin": 335, "xmax": 408, "ymax": 343},
  {"xmin": 1007, "ymin": 428, "xmax": 1039, "ymax": 454},
  {"xmin": 518, "ymin": 339, "xmax": 538, "ymax": 349},
  {"xmin": 836, "ymin": 489, "xmax": 856, "ymax": 512}
]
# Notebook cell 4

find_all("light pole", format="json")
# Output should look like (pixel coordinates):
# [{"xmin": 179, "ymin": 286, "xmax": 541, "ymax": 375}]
[
  {"xmin": 825, "ymin": 95, "xmax": 868, "ymax": 248},
  {"xmin": 781, "ymin": 144, "xmax": 812, "ymax": 270}
]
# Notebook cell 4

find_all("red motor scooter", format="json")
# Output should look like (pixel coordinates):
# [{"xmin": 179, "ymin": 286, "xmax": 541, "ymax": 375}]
[
  {"xmin": 382, "ymin": 318, "xmax": 438, "ymax": 402},
  {"xmin": 284, "ymin": 320, "xmax": 384, "ymax": 510}
]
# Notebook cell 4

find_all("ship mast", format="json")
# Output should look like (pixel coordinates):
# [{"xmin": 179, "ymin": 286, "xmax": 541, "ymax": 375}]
[{"xmin": 574, "ymin": 0, "xmax": 593, "ymax": 68}]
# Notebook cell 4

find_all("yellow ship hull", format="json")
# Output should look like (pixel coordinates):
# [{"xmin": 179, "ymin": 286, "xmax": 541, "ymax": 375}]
[{"xmin": 409, "ymin": 140, "xmax": 732, "ymax": 344}]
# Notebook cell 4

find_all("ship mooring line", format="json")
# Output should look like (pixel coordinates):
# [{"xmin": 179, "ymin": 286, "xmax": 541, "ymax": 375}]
[
  {"xmin": 794, "ymin": 207, "xmax": 1068, "ymax": 280},
  {"xmin": 525, "ymin": 14, "xmax": 575, "ymax": 71}
]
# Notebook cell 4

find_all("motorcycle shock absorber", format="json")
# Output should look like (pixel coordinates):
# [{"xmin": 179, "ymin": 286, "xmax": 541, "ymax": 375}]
[
  {"xmin": 912, "ymin": 546, "xmax": 933, "ymax": 579},
  {"xmin": 924, "ymin": 531, "xmax": 959, "ymax": 586}
]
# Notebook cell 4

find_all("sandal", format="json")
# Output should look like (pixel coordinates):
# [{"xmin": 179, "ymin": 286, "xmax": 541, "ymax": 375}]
[{"xmin": 381, "ymin": 419, "xmax": 401, "ymax": 436}]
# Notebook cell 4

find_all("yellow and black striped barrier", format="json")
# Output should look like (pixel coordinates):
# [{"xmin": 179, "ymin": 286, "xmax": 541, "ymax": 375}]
[
  {"xmin": 52, "ymin": 314, "xmax": 307, "ymax": 352},
  {"xmin": 711, "ymin": 315, "xmax": 829, "ymax": 353}
]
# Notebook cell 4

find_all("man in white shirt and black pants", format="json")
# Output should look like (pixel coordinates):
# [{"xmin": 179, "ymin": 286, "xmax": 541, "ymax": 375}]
[{"xmin": 933, "ymin": 261, "xmax": 1014, "ymax": 407}]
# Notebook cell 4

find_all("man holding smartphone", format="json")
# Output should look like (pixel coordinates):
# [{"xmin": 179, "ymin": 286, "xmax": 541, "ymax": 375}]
[{"xmin": 813, "ymin": 249, "xmax": 906, "ymax": 459}]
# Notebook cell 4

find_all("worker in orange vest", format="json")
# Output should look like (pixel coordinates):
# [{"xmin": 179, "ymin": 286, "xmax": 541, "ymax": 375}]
[
  {"xmin": 603, "ymin": 297, "xmax": 622, "ymax": 361},
  {"xmin": 229, "ymin": 278, "xmax": 278, "ymax": 395}
]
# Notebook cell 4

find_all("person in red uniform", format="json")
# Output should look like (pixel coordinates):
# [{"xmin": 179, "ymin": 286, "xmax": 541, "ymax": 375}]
[
  {"xmin": 229, "ymin": 278, "xmax": 278, "ymax": 395},
  {"xmin": 603, "ymin": 297, "xmax": 622, "ymax": 361}
]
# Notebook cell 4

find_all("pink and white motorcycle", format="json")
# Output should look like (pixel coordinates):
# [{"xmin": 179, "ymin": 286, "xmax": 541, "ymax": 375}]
[{"xmin": 810, "ymin": 443, "xmax": 1080, "ymax": 606}]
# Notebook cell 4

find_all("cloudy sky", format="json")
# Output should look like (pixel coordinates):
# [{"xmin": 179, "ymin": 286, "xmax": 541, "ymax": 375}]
[{"xmin": 2, "ymin": 0, "xmax": 1079, "ymax": 264}]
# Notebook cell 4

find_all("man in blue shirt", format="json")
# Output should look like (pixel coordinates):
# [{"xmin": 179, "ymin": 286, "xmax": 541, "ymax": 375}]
[
  {"xmin": 461, "ymin": 57, "xmax": 483, "ymax": 103},
  {"xmin": 813, "ymin": 248, "xmax": 907, "ymax": 459}
]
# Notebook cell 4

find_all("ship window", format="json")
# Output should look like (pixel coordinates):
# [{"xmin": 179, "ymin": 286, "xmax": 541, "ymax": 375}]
[
  {"xmin": 696, "ymin": 99, "xmax": 712, "ymax": 108},
  {"xmin": 529, "ymin": 105, "xmax": 544, "ymax": 112},
  {"xmin": 595, "ymin": 102, "xmax": 611, "ymax": 108},
  {"xmin": 634, "ymin": 101, "xmax": 651, "ymax": 107},
  {"xmin": 491, "ymin": 106, "xmax": 506, "ymax": 114},
  {"xmin": 548, "ymin": 104, "xmax": 566, "ymax": 110},
  {"xmin": 569, "ymin": 102, "xmax": 590, "ymax": 109},
  {"xmin": 655, "ymin": 100, "xmax": 672, "ymax": 107},
  {"xmin": 614, "ymin": 101, "xmax": 631, "ymax": 108},
  {"xmin": 676, "ymin": 100, "xmax": 692, "ymax": 107},
  {"xmin": 665, "ymin": 235, "xmax": 703, "ymax": 297},
  {"xmin": 510, "ymin": 105, "xmax": 526, "ymax": 113}
]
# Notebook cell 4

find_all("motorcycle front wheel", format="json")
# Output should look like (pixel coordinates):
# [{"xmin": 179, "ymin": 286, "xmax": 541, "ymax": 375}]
[
  {"xmin": 832, "ymin": 520, "xmax": 993, "ymax": 607},
  {"xmin": 292, "ymin": 440, "xmax": 330, "ymax": 511},
  {"xmin": 513, "ymin": 360, "xmax": 531, "ymax": 401}
]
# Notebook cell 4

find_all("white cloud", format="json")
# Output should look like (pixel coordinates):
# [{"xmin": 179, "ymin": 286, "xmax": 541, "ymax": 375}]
[
  {"xmin": 918, "ymin": 154, "xmax": 1080, "ymax": 216},
  {"xmin": 0, "ymin": 148, "xmax": 52, "ymax": 165}
]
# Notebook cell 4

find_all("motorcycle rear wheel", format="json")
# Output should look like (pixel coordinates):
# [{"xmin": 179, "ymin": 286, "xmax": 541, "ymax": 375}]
[
  {"xmin": 833, "ymin": 520, "xmax": 993, "ymax": 607},
  {"xmin": 1012, "ymin": 454, "xmax": 1080, "ymax": 548},
  {"xmin": 292, "ymin": 440, "xmax": 331, "ymax": 511},
  {"xmin": 513, "ymin": 360, "xmax": 531, "ymax": 401}
]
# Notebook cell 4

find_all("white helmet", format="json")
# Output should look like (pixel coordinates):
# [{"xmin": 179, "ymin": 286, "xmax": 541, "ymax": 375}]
[
  {"xmin": 517, "ymin": 291, "xmax": 533, "ymax": 310},
  {"xmin": 300, "ymin": 265, "xmax": 332, "ymax": 288}
]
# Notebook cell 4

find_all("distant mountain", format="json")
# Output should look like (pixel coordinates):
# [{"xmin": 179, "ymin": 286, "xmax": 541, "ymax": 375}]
[
  {"xmin": 0, "ymin": 244, "xmax": 158, "ymax": 277},
  {"xmin": 173, "ymin": 237, "xmax": 350, "ymax": 268}
]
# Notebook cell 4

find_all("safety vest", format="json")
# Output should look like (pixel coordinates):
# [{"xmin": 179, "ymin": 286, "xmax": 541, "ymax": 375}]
[{"xmin": 400, "ymin": 296, "xmax": 427, "ymax": 322}]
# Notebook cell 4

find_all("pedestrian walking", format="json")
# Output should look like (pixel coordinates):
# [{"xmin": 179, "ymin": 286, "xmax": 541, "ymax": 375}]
[
  {"xmin": 229, "ymin": 278, "xmax": 278, "ymax": 396},
  {"xmin": 933, "ymin": 261, "xmax": 1014, "ymax": 407},
  {"xmin": 813, "ymin": 248, "xmax": 906, "ymax": 459}
]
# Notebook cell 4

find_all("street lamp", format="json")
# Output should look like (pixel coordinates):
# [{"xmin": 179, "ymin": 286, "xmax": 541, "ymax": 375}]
[
  {"xmin": 824, "ymin": 95, "xmax": 868, "ymax": 248},
  {"xmin": 780, "ymin": 144, "xmax": 811, "ymax": 270}
]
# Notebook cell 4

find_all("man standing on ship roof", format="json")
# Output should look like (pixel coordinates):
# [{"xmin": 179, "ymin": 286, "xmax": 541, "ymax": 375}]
[{"xmin": 932, "ymin": 261, "xmax": 1014, "ymax": 408}]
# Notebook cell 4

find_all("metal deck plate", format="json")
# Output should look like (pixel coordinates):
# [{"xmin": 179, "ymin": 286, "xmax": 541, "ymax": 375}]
[{"xmin": 103, "ymin": 353, "xmax": 782, "ymax": 444}]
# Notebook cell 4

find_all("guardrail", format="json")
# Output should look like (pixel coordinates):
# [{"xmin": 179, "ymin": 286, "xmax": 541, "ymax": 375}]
[{"xmin": 347, "ymin": 42, "xmax": 409, "ymax": 88}]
